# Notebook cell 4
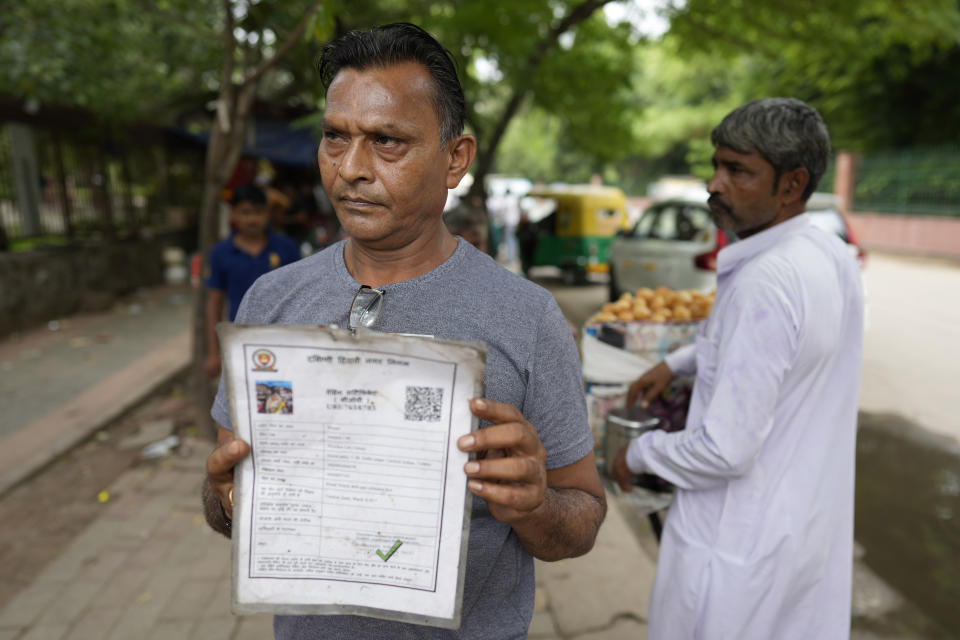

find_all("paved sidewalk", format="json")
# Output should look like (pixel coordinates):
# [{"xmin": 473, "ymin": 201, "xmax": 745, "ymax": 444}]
[
  {"xmin": 0, "ymin": 285, "xmax": 192, "ymax": 440},
  {"xmin": 0, "ymin": 432, "xmax": 657, "ymax": 639},
  {"xmin": 0, "ymin": 285, "xmax": 192, "ymax": 497}
]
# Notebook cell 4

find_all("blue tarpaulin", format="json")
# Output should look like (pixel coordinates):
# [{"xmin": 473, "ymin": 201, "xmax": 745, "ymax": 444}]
[{"xmin": 171, "ymin": 117, "xmax": 319, "ymax": 167}]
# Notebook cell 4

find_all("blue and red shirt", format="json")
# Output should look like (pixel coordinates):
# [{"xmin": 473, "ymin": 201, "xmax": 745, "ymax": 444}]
[{"xmin": 206, "ymin": 232, "xmax": 300, "ymax": 320}]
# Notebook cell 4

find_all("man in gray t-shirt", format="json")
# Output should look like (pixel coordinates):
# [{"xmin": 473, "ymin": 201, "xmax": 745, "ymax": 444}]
[{"xmin": 202, "ymin": 23, "xmax": 606, "ymax": 639}]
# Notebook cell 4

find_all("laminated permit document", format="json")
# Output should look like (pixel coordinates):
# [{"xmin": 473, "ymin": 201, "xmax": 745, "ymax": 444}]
[{"xmin": 217, "ymin": 324, "xmax": 486, "ymax": 628}]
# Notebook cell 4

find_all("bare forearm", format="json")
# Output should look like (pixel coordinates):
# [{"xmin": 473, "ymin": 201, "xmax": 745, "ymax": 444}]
[
  {"xmin": 205, "ymin": 291, "xmax": 224, "ymax": 356},
  {"xmin": 512, "ymin": 486, "xmax": 606, "ymax": 561},
  {"xmin": 202, "ymin": 477, "xmax": 232, "ymax": 538}
]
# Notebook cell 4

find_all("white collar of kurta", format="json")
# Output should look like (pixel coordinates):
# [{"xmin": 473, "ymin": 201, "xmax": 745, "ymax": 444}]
[{"xmin": 716, "ymin": 213, "xmax": 812, "ymax": 275}]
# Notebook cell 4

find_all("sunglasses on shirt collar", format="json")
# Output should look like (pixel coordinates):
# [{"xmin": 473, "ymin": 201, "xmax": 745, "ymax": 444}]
[{"xmin": 348, "ymin": 285, "xmax": 385, "ymax": 331}]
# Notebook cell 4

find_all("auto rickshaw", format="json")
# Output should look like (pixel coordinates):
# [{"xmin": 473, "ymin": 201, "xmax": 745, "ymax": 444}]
[{"xmin": 517, "ymin": 185, "xmax": 629, "ymax": 284}]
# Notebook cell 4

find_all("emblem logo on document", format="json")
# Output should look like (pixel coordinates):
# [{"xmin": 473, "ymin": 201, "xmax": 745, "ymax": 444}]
[{"xmin": 251, "ymin": 349, "xmax": 278, "ymax": 371}]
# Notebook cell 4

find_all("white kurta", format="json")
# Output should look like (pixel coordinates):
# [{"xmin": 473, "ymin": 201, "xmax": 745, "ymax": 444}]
[{"xmin": 627, "ymin": 214, "xmax": 864, "ymax": 640}]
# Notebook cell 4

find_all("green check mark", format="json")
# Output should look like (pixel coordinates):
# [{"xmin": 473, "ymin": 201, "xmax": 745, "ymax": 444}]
[{"xmin": 376, "ymin": 540, "xmax": 403, "ymax": 562}]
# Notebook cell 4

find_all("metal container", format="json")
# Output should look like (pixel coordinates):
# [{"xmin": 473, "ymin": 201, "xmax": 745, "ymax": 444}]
[{"xmin": 603, "ymin": 407, "xmax": 661, "ymax": 478}]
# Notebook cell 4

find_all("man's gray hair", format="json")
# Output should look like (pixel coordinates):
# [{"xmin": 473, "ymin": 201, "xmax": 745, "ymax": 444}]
[{"xmin": 711, "ymin": 98, "xmax": 831, "ymax": 201}]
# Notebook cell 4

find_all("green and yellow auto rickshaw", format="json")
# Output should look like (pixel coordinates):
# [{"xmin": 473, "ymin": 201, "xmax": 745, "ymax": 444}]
[{"xmin": 517, "ymin": 185, "xmax": 629, "ymax": 284}]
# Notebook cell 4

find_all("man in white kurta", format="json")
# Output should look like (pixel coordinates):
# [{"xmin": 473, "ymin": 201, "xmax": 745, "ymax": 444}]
[{"xmin": 614, "ymin": 98, "xmax": 864, "ymax": 639}]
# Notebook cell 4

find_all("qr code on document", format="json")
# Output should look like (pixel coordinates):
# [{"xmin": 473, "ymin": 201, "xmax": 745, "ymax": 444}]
[{"xmin": 405, "ymin": 386, "xmax": 443, "ymax": 422}]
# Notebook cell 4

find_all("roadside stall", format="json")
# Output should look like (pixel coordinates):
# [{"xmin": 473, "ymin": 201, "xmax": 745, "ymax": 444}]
[{"xmin": 581, "ymin": 286, "xmax": 714, "ymax": 539}]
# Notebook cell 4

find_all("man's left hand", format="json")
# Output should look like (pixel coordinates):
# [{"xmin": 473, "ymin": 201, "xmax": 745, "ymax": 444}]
[
  {"xmin": 458, "ymin": 398, "xmax": 547, "ymax": 524},
  {"xmin": 610, "ymin": 444, "xmax": 635, "ymax": 492}
]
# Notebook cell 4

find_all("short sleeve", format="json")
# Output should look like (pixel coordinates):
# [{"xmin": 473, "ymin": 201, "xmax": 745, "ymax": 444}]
[
  {"xmin": 210, "ymin": 276, "xmax": 268, "ymax": 431},
  {"xmin": 284, "ymin": 239, "xmax": 301, "ymax": 265},
  {"xmin": 522, "ymin": 300, "xmax": 593, "ymax": 470},
  {"xmin": 211, "ymin": 374, "xmax": 232, "ymax": 430},
  {"xmin": 205, "ymin": 245, "xmax": 227, "ymax": 291}
]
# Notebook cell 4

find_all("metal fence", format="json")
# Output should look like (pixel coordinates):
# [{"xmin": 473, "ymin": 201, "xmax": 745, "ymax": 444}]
[
  {"xmin": 853, "ymin": 145, "xmax": 960, "ymax": 217},
  {"xmin": 0, "ymin": 122, "xmax": 205, "ymax": 246}
]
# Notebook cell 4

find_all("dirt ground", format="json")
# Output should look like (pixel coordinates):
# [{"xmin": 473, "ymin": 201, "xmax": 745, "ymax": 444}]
[{"xmin": 0, "ymin": 373, "xmax": 209, "ymax": 609}]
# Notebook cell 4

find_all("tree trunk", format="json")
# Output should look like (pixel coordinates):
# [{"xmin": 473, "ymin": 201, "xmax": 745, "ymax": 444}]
[
  {"xmin": 467, "ymin": 0, "xmax": 615, "ymax": 204},
  {"xmin": 190, "ymin": 90, "xmax": 253, "ymax": 437},
  {"xmin": 467, "ymin": 91, "xmax": 529, "ymax": 202}
]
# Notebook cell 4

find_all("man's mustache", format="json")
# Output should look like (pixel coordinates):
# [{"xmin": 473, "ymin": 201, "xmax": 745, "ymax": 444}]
[{"xmin": 708, "ymin": 194, "xmax": 731, "ymax": 213}]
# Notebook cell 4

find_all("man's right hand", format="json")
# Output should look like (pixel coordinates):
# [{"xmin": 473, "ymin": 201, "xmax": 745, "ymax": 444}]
[
  {"xmin": 205, "ymin": 426, "xmax": 250, "ymax": 521},
  {"xmin": 626, "ymin": 361, "xmax": 675, "ymax": 408}
]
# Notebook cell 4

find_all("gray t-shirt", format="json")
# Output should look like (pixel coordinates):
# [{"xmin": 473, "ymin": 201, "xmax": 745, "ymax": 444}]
[{"xmin": 212, "ymin": 238, "xmax": 593, "ymax": 639}]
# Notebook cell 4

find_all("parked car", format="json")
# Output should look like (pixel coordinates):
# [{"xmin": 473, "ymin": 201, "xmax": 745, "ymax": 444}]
[
  {"xmin": 804, "ymin": 192, "xmax": 867, "ymax": 268},
  {"xmin": 608, "ymin": 192, "xmax": 864, "ymax": 301}
]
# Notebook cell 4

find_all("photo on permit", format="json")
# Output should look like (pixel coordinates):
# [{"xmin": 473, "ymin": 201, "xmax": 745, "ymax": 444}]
[{"xmin": 256, "ymin": 380, "xmax": 294, "ymax": 414}]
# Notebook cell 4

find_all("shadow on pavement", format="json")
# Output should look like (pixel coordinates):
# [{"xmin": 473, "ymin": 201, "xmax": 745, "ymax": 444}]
[{"xmin": 854, "ymin": 411, "xmax": 960, "ymax": 638}]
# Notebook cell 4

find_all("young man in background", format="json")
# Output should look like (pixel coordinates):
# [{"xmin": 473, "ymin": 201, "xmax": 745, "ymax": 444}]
[{"xmin": 204, "ymin": 183, "xmax": 300, "ymax": 378}]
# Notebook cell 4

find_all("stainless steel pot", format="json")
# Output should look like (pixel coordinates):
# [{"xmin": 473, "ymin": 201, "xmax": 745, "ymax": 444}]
[{"xmin": 603, "ymin": 407, "xmax": 661, "ymax": 478}]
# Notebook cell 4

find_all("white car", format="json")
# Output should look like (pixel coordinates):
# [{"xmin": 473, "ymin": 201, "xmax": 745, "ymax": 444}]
[
  {"xmin": 608, "ymin": 192, "xmax": 865, "ymax": 300},
  {"xmin": 608, "ymin": 193, "xmax": 724, "ymax": 299}
]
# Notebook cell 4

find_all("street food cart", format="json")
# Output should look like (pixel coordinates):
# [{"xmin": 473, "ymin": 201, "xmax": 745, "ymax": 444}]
[{"xmin": 581, "ymin": 286, "xmax": 713, "ymax": 540}]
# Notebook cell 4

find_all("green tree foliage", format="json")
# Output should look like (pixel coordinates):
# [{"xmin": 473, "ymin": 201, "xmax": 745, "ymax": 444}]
[
  {"xmin": 618, "ymin": 36, "xmax": 750, "ymax": 189},
  {"xmin": 0, "ymin": 0, "xmax": 222, "ymax": 120},
  {"xmin": 597, "ymin": 0, "xmax": 960, "ymax": 195},
  {"xmin": 528, "ymin": 15, "xmax": 637, "ymax": 165},
  {"xmin": 6, "ymin": 0, "xmax": 958, "ymax": 190},
  {"xmin": 663, "ymin": 0, "xmax": 960, "ymax": 150},
  {"xmin": 0, "ymin": 0, "xmax": 337, "ymax": 123},
  {"xmin": 407, "ymin": 0, "xmax": 640, "ymax": 196},
  {"xmin": 2, "ymin": 0, "xmax": 641, "ymax": 195},
  {"xmin": 492, "ymin": 106, "xmax": 564, "ymax": 183}
]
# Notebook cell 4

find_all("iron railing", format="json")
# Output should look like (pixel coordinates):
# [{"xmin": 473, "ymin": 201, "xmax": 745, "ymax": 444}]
[
  {"xmin": 853, "ymin": 145, "xmax": 960, "ymax": 217},
  {"xmin": 0, "ymin": 123, "xmax": 205, "ymax": 247}
]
